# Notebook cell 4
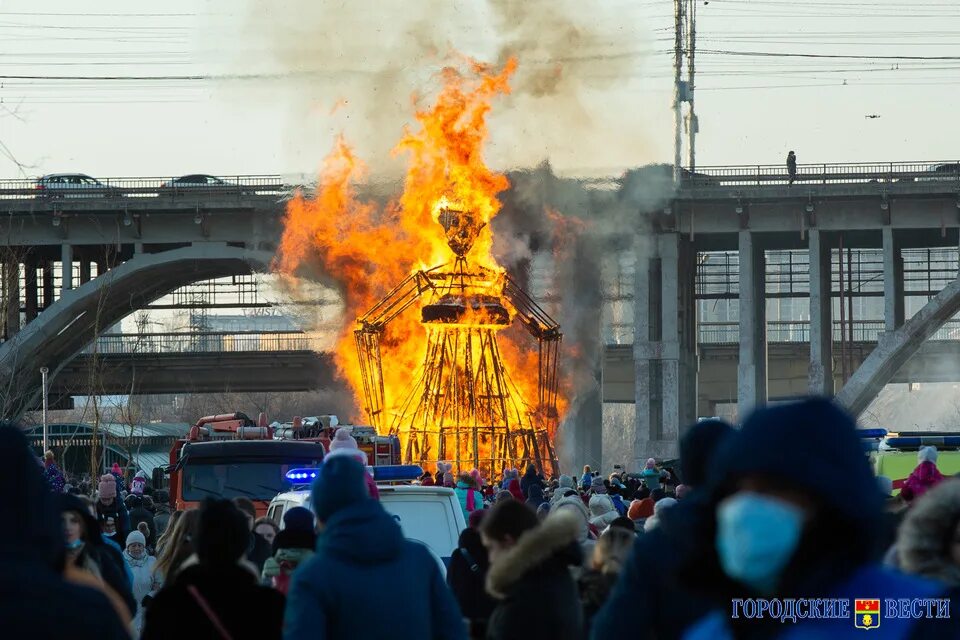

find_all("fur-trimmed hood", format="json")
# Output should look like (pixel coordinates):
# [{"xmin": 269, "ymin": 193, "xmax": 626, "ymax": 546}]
[
  {"xmin": 553, "ymin": 495, "xmax": 591, "ymax": 543},
  {"xmin": 898, "ymin": 478, "xmax": 960, "ymax": 586},
  {"xmin": 486, "ymin": 510, "xmax": 581, "ymax": 599}
]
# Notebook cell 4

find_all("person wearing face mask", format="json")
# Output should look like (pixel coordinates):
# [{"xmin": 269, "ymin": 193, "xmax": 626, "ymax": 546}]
[
  {"xmin": 681, "ymin": 399, "xmax": 960, "ymax": 639},
  {"xmin": 62, "ymin": 493, "xmax": 138, "ymax": 622},
  {"xmin": 124, "ymin": 530, "xmax": 160, "ymax": 636}
]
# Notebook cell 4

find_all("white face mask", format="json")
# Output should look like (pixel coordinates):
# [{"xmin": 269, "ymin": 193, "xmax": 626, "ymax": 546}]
[{"xmin": 716, "ymin": 492, "xmax": 805, "ymax": 594}]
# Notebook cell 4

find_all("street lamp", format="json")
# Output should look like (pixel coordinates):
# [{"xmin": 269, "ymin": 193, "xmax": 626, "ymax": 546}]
[{"xmin": 40, "ymin": 366, "xmax": 49, "ymax": 452}]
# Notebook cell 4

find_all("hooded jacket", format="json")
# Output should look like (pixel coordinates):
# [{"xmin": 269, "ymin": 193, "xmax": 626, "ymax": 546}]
[
  {"xmin": 898, "ymin": 478, "xmax": 960, "ymax": 586},
  {"xmin": 143, "ymin": 562, "xmax": 285, "ymax": 640},
  {"xmin": 900, "ymin": 460, "xmax": 945, "ymax": 503},
  {"xmin": 525, "ymin": 484, "xmax": 547, "ymax": 509},
  {"xmin": 519, "ymin": 465, "xmax": 544, "ymax": 498},
  {"xmin": 0, "ymin": 427, "xmax": 128, "ymax": 640},
  {"xmin": 588, "ymin": 494, "xmax": 619, "ymax": 529},
  {"xmin": 284, "ymin": 499, "xmax": 465, "ymax": 640},
  {"xmin": 553, "ymin": 495, "xmax": 596, "ymax": 571},
  {"xmin": 485, "ymin": 511, "xmax": 583, "ymax": 640},
  {"xmin": 678, "ymin": 399, "xmax": 960, "ymax": 640}
]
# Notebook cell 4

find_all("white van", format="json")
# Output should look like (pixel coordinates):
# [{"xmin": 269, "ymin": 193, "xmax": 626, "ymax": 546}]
[{"xmin": 268, "ymin": 484, "xmax": 467, "ymax": 575}]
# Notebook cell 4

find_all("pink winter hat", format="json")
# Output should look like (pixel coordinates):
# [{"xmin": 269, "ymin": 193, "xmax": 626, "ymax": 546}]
[
  {"xmin": 326, "ymin": 427, "xmax": 367, "ymax": 464},
  {"xmin": 98, "ymin": 474, "xmax": 117, "ymax": 500}
]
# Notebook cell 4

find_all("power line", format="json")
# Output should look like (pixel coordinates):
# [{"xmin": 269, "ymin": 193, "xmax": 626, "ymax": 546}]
[{"xmin": 698, "ymin": 49, "xmax": 960, "ymax": 61}]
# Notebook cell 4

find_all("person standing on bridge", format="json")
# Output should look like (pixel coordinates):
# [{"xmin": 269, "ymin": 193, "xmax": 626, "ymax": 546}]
[{"xmin": 787, "ymin": 150, "xmax": 797, "ymax": 185}]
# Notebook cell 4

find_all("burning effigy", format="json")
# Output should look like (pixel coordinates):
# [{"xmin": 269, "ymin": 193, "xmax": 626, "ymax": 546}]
[{"xmin": 276, "ymin": 57, "xmax": 563, "ymax": 477}]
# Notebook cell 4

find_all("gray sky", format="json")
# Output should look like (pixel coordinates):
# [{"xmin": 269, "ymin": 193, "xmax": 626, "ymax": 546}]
[{"xmin": 0, "ymin": 0, "xmax": 958, "ymax": 178}]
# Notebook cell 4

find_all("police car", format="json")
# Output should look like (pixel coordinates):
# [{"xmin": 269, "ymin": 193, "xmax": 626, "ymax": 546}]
[{"xmin": 267, "ymin": 465, "xmax": 467, "ymax": 576}]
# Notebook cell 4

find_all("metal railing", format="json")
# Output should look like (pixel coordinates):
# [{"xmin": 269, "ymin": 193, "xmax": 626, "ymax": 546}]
[
  {"xmin": 682, "ymin": 161, "xmax": 960, "ymax": 188},
  {"xmin": 698, "ymin": 319, "xmax": 960, "ymax": 345},
  {"xmin": 0, "ymin": 175, "xmax": 293, "ymax": 201},
  {"xmin": 84, "ymin": 331, "xmax": 325, "ymax": 355}
]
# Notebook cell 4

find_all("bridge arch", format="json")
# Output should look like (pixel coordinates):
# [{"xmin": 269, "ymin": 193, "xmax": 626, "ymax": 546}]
[
  {"xmin": 835, "ymin": 276, "xmax": 960, "ymax": 417},
  {"xmin": 0, "ymin": 243, "xmax": 274, "ymax": 417}
]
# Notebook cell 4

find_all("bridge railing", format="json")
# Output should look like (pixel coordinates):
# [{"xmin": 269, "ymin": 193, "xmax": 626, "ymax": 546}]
[
  {"xmin": 683, "ymin": 161, "xmax": 960, "ymax": 188},
  {"xmin": 698, "ymin": 319, "xmax": 960, "ymax": 345},
  {"xmin": 85, "ymin": 331, "xmax": 324, "ymax": 355},
  {"xmin": 0, "ymin": 175, "xmax": 294, "ymax": 200}
]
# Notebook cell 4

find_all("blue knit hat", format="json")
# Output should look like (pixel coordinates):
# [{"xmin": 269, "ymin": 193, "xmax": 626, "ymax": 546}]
[{"xmin": 311, "ymin": 456, "xmax": 370, "ymax": 522}]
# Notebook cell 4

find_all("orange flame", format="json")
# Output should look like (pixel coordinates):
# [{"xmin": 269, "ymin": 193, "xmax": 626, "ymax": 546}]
[{"xmin": 276, "ymin": 56, "xmax": 562, "ymax": 471}]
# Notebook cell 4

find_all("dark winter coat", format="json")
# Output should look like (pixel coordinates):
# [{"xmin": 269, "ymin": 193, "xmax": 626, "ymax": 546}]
[
  {"xmin": 519, "ymin": 466, "xmax": 545, "ymax": 499},
  {"xmin": 0, "ymin": 427, "xmax": 128, "ymax": 640},
  {"xmin": 128, "ymin": 498, "xmax": 157, "ymax": 547},
  {"xmin": 284, "ymin": 499, "xmax": 465, "ymax": 640},
  {"xmin": 63, "ymin": 493, "xmax": 138, "ymax": 616},
  {"xmin": 447, "ymin": 528, "xmax": 497, "ymax": 639},
  {"xmin": 247, "ymin": 530, "xmax": 273, "ymax": 574},
  {"xmin": 676, "ymin": 399, "xmax": 960, "ymax": 639},
  {"xmin": 96, "ymin": 496, "xmax": 131, "ymax": 543},
  {"xmin": 142, "ymin": 562, "xmax": 285, "ymax": 640},
  {"xmin": 485, "ymin": 511, "xmax": 583, "ymax": 640},
  {"xmin": 578, "ymin": 569, "xmax": 619, "ymax": 633}
]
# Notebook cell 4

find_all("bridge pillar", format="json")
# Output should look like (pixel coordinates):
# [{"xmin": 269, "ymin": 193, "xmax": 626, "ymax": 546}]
[
  {"xmin": 628, "ymin": 233, "xmax": 693, "ymax": 469},
  {"xmin": 60, "ymin": 244, "xmax": 73, "ymax": 291},
  {"xmin": 738, "ymin": 230, "xmax": 767, "ymax": 419},
  {"xmin": 3, "ymin": 258, "xmax": 19, "ymax": 339},
  {"xmin": 808, "ymin": 229, "xmax": 834, "ymax": 395},
  {"xmin": 41, "ymin": 261, "xmax": 54, "ymax": 310},
  {"xmin": 79, "ymin": 259, "xmax": 91, "ymax": 285},
  {"xmin": 24, "ymin": 259, "xmax": 38, "ymax": 323},
  {"xmin": 883, "ymin": 226, "xmax": 905, "ymax": 331}
]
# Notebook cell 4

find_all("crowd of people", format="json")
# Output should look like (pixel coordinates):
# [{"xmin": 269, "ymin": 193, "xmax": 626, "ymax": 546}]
[{"xmin": 6, "ymin": 396, "xmax": 960, "ymax": 638}]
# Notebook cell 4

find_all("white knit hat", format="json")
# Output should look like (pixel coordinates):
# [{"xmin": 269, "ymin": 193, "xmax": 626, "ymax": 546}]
[
  {"xmin": 918, "ymin": 446, "xmax": 938, "ymax": 464},
  {"xmin": 325, "ymin": 426, "xmax": 367, "ymax": 464},
  {"xmin": 126, "ymin": 530, "xmax": 146, "ymax": 547}
]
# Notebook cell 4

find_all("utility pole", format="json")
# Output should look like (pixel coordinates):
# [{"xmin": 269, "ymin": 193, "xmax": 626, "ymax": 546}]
[
  {"xmin": 673, "ymin": 0, "xmax": 685, "ymax": 184},
  {"xmin": 687, "ymin": 0, "xmax": 698, "ymax": 172}
]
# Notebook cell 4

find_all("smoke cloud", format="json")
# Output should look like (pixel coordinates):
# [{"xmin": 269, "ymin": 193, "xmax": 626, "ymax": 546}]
[{"xmin": 225, "ymin": 0, "xmax": 660, "ymax": 177}]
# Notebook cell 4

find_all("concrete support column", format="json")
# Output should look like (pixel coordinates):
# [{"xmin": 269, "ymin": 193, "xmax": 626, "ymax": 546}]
[
  {"xmin": 4, "ymin": 259, "xmax": 19, "ymax": 339},
  {"xmin": 60, "ymin": 244, "xmax": 73, "ymax": 292},
  {"xmin": 24, "ymin": 259, "xmax": 38, "ymax": 323},
  {"xmin": 631, "ymin": 234, "xmax": 658, "ymax": 470},
  {"xmin": 41, "ymin": 261, "xmax": 54, "ymax": 308},
  {"xmin": 738, "ymin": 230, "xmax": 767, "ymax": 419},
  {"xmin": 659, "ymin": 233, "xmax": 698, "ymax": 437},
  {"xmin": 883, "ymin": 227, "xmax": 905, "ymax": 331},
  {"xmin": 79, "ymin": 259, "xmax": 91, "ymax": 285},
  {"xmin": 808, "ymin": 229, "xmax": 834, "ymax": 395}
]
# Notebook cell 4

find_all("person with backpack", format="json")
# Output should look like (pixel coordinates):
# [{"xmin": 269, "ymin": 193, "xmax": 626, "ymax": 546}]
[{"xmin": 447, "ymin": 511, "xmax": 497, "ymax": 639}]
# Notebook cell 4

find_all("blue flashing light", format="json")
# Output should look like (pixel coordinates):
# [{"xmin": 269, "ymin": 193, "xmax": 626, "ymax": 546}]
[
  {"xmin": 286, "ymin": 468, "xmax": 319, "ymax": 482},
  {"xmin": 373, "ymin": 464, "xmax": 424, "ymax": 483}
]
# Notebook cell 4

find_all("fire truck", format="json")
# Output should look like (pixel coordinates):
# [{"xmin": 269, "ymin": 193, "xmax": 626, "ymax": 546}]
[{"xmin": 165, "ymin": 412, "xmax": 400, "ymax": 516}]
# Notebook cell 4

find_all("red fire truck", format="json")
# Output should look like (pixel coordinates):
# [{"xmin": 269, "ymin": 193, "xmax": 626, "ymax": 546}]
[{"xmin": 165, "ymin": 412, "xmax": 400, "ymax": 517}]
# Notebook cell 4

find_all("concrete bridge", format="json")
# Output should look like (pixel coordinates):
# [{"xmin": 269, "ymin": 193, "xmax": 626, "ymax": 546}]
[{"xmin": 624, "ymin": 160, "xmax": 960, "ymax": 467}]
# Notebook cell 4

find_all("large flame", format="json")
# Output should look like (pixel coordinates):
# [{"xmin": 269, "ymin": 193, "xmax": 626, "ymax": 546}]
[{"xmin": 277, "ymin": 57, "xmax": 562, "ymax": 470}]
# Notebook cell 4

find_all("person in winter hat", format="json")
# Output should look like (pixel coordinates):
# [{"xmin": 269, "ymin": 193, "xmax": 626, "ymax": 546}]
[
  {"xmin": 900, "ymin": 446, "xmax": 946, "ymax": 504},
  {"xmin": 482, "ymin": 501, "xmax": 583, "ymax": 640},
  {"xmin": 553, "ymin": 494, "xmax": 595, "ymax": 575},
  {"xmin": 589, "ymin": 493, "xmax": 619, "ymax": 530},
  {"xmin": 421, "ymin": 470, "xmax": 435, "ymax": 486},
  {"xmin": 507, "ymin": 478, "xmax": 525, "ymax": 502},
  {"xmin": 536, "ymin": 502, "xmax": 551, "ymax": 521},
  {"xmin": 124, "ymin": 530, "xmax": 159, "ymax": 634},
  {"xmin": 496, "ymin": 490, "xmax": 513, "ymax": 503},
  {"xmin": 109, "ymin": 462, "xmax": 126, "ymax": 494},
  {"xmin": 0, "ymin": 423, "xmax": 129, "ymax": 639},
  {"xmin": 130, "ymin": 470, "xmax": 148, "ymax": 496},
  {"xmin": 674, "ymin": 399, "xmax": 960, "ymax": 639},
  {"xmin": 607, "ymin": 486, "xmax": 628, "ymax": 516},
  {"xmin": 640, "ymin": 458, "xmax": 667, "ymax": 492},
  {"xmin": 262, "ymin": 506, "xmax": 316, "ymax": 595},
  {"xmin": 96, "ymin": 474, "xmax": 130, "ymax": 545},
  {"xmin": 43, "ymin": 450, "xmax": 66, "ymax": 493},
  {"xmin": 897, "ymin": 478, "xmax": 960, "ymax": 586},
  {"xmin": 470, "ymin": 468, "xmax": 484, "ymax": 490},
  {"xmin": 525, "ymin": 484, "xmax": 547, "ymax": 510},
  {"xmin": 326, "ymin": 426, "xmax": 380, "ymax": 499},
  {"xmin": 285, "ymin": 456, "xmax": 465, "ymax": 639},
  {"xmin": 643, "ymin": 496, "xmax": 677, "ymax": 532},
  {"xmin": 627, "ymin": 498, "xmax": 655, "ymax": 532},
  {"xmin": 436, "ymin": 462, "xmax": 453, "ymax": 486},
  {"xmin": 142, "ymin": 499, "xmax": 285, "ymax": 640},
  {"xmin": 679, "ymin": 418, "xmax": 735, "ymax": 489},
  {"xmin": 455, "ymin": 472, "xmax": 482, "ymax": 521},
  {"xmin": 443, "ymin": 472, "xmax": 456, "ymax": 488}
]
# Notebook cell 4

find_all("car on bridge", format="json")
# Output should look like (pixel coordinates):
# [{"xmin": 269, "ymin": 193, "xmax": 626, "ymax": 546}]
[
  {"xmin": 916, "ymin": 163, "xmax": 960, "ymax": 182},
  {"xmin": 35, "ymin": 173, "xmax": 124, "ymax": 199},
  {"xmin": 160, "ymin": 173, "xmax": 252, "ymax": 195}
]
